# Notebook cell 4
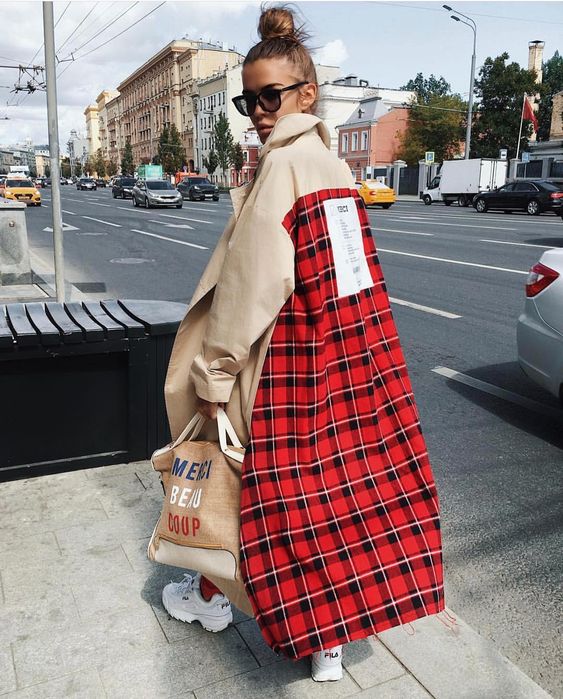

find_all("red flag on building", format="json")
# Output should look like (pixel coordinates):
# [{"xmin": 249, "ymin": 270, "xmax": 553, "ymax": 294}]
[{"xmin": 523, "ymin": 95, "xmax": 538, "ymax": 131}]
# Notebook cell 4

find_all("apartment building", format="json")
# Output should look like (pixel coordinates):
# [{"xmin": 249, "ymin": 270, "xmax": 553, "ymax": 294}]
[
  {"xmin": 106, "ymin": 95, "xmax": 122, "ymax": 165},
  {"xmin": 336, "ymin": 96, "xmax": 410, "ymax": 180}
]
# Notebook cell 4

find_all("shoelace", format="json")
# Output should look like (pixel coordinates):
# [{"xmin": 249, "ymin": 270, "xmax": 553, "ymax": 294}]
[{"xmin": 175, "ymin": 573, "xmax": 196, "ymax": 598}]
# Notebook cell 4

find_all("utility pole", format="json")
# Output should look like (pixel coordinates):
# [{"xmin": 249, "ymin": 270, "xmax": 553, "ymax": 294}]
[{"xmin": 43, "ymin": 1, "xmax": 65, "ymax": 302}]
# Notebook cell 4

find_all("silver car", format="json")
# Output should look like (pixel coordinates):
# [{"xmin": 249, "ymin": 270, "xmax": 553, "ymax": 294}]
[
  {"xmin": 517, "ymin": 248, "xmax": 563, "ymax": 404},
  {"xmin": 132, "ymin": 179, "xmax": 182, "ymax": 209}
]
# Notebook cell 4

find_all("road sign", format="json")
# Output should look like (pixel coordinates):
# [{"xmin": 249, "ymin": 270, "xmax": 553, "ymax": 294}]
[
  {"xmin": 499, "ymin": 148, "xmax": 508, "ymax": 160},
  {"xmin": 425, "ymin": 151, "xmax": 435, "ymax": 165},
  {"xmin": 521, "ymin": 151, "xmax": 530, "ymax": 163}
]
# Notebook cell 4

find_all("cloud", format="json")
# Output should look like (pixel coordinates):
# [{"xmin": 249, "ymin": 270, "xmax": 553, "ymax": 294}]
[{"xmin": 314, "ymin": 39, "xmax": 349, "ymax": 67}]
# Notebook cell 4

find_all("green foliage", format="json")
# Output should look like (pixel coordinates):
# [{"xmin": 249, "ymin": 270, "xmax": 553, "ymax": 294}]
[
  {"xmin": 203, "ymin": 149, "xmax": 219, "ymax": 175},
  {"xmin": 74, "ymin": 162, "xmax": 82, "ymax": 177},
  {"xmin": 60, "ymin": 158, "xmax": 71, "ymax": 178},
  {"xmin": 473, "ymin": 52, "xmax": 538, "ymax": 159},
  {"xmin": 106, "ymin": 160, "xmax": 118, "ymax": 177},
  {"xmin": 537, "ymin": 51, "xmax": 563, "ymax": 141},
  {"xmin": 401, "ymin": 73, "xmax": 451, "ymax": 102},
  {"xmin": 157, "ymin": 124, "xmax": 185, "ymax": 175},
  {"xmin": 93, "ymin": 148, "xmax": 106, "ymax": 178},
  {"xmin": 230, "ymin": 142, "xmax": 244, "ymax": 184},
  {"xmin": 121, "ymin": 140, "xmax": 134, "ymax": 175},
  {"xmin": 397, "ymin": 73, "xmax": 466, "ymax": 166},
  {"xmin": 213, "ymin": 112, "xmax": 234, "ymax": 181}
]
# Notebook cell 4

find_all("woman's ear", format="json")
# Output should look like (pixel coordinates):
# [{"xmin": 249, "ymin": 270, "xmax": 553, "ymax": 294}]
[{"xmin": 299, "ymin": 83, "xmax": 318, "ymax": 112}]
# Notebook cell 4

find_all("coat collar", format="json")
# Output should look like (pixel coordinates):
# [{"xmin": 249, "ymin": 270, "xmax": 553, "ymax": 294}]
[{"xmin": 229, "ymin": 114, "xmax": 330, "ymax": 219}]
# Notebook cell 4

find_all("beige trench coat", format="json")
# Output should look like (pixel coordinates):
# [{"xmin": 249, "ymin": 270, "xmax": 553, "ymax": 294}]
[{"xmin": 164, "ymin": 113, "xmax": 354, "ymax": 614}]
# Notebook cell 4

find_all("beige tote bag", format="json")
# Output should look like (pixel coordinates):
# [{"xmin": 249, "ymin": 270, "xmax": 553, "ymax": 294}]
[{"xmin": 148, "ymin": 408, "xmax": 245, "ymax": 582}]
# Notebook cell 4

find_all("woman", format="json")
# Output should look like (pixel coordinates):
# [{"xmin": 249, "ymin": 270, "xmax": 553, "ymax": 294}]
[{"xmin": 162, "ymin": 4, "xmax": 445, "ymax": 683}]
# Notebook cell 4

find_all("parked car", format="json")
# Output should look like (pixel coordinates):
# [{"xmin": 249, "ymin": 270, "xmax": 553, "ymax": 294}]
[
  {"xmin": 355, "ymin": 180, "xmax": 395, "ymax": 209},
  {"xmin": 112, "ymin": 176, "xmax": 136, "ymax": 199},
  {"xmin": 473, "ymin": 179, "xmax": 563, "ymax": 216},
  {"xmin": 2, "ymin": 178, "xmax": 41, "ymax": 206},
  {"xmin": 59, "ymin": 177, "xmax": 68, "ymax": 185},
  {"xmin": 176, "ymin": 176, "xmax": 219, "ymax": 201},
  {"xmin": 95, "ymin": 178, "xmax": 107, "ymax": 188},
  {"xmin": 517, "ymin": 248, "xmax": 563, "ymax": 404},
  {"xmin": 132, "ymin": 179, "xmax": 182, "ymax": 208},
  {"xmin": 76, "ymin": 177, "xmax": 97, "ymax": 191},
  {"xmin": 43, "ymin": 178, "xmax": 51, "ymax": 187}
]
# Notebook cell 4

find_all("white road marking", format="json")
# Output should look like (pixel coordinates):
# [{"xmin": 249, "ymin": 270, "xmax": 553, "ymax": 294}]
[
  {"xmin": 130, "ymin": 228, "xmax": 208, "ymax": 249},
  {"xmin": 149, "ymin": 219, "xmax": 194, "ymax": 230},
  {"xmin": 390, "ymin": 217, "xmax": 517, "ymax": 231},
  {"xmin": 432, "ymin": 366, "xmax": 563, "ymax": 420},
  {"xmin": 377, "ymin": 247, "xmax": 528, "ymax": 275},
  {"xmin": 389, "ymin": 297, "xmax": 461, "ymax": 319},
  {"xmin": 43, "ymin": 222, "xmax": 79, "ymax": 232},
  {"xmin": 88, "ymin": 201, "xmax": 112, "ymax": 207},
  {"xmin": 62, "ymin": 209, "xmax": 76, "ymax": 215},
  {"xmin": 158, "ymin": 213, "xmax": 213, "ymax": 225},
  {"xmin": 375, "ymin": 227, "xmax": 433, "ymax": 237},
  {"xmin": 480, "ymin": 239, "xmax": 557, "ymax": 249},
  {"xmin": 66, "ymin": 197, "xmax": 85, "ymax": 202},
  {"xmin": 82, "ymin": 215, "xmax": 121, "ymax": 227}
]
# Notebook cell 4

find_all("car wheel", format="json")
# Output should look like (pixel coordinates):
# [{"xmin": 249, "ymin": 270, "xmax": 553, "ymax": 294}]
[
  {"xmin": 444, "ymin": 199, "xmax": 452, "ymax": 206},
  {"xmin": 526, "ymin": 199, "xmax": 540, "ymax": 216},
  {"xmin": 475, "ymin": 197, "xmax": 488, "ymax": 213},
  {"xmin": 133, "ymin": 196, "xmax": 139, "ymax": 207},
  {"xmin": 458, "ymin": 195, "xmax": 470, "ymax": 207},
  {"xmin": 381, "ymin": 203, "xmax": 392, "ymax": 209},
  {"xmin": 145, "ymin": 197, "xmax": 150, "ymax": 209},
  {"xmin": 176, "ymin": 203, "xmax": 183, "ymax": 209},
  {"xmin": 422, "ymin": 195, "xmax": 432, "ymax": 206}
]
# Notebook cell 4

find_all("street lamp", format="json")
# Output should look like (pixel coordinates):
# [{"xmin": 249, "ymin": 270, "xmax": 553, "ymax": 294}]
[{"xmin": 443, "ymin": 4, "xmax": 476, "ymax": 160}]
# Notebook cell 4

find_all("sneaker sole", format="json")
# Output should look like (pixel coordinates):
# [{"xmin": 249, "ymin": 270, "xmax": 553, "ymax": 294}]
[
  {"xmin": 162, "ymin": 592, "xmax": 232, "ymax": 633},
  {"xmin": 311, "ymin": 662, "xmax": 343, "ymax": 682}
]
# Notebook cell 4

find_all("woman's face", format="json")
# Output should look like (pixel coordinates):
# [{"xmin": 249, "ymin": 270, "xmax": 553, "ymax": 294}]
[{"xmin": 242, "ymin": 58, "xmax": 317, "ymax": 143}]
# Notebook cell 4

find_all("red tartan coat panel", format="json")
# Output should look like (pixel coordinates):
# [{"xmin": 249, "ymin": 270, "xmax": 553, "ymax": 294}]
[{"xmin": 240, "ymin": 188, "xmax": 445, "ymax": 659}]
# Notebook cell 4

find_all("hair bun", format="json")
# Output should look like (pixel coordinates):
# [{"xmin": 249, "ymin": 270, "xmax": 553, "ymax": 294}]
[{"xmin": 258, "ymin": 5, "xmax": 307, "ymax": 43}]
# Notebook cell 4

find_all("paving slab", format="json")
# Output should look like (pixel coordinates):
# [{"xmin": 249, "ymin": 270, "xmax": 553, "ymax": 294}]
[
  {"xmin": 1, "ymin": 669, "xmax": 105, "ymax": 698},
  {"xmin": 0, "ymin": 645, "xmax": 17, "ymax": 694},
  {"xmin": 0, "ymin": 531, "xmax": 61, "ymax": 569},
  {"xmin": 235, "ymin": 618, "xmax": 284, "ymax": 667},
  {"xmin": 54, "ymin": 511, "xmax": 154, "ymax": 554},
  {"xmin": 0, "ymin": 594, "xmax": 80, "ymax": 645},
  {"xmin": 353, "ymin": 674, "xmax": 432, "ymax": 698},
  {"xmin": 377, "ymin": 609, "xmax": 553, "ymax": 699},
  {"xmin": 97, "ymin": 627, "xmax": 257, "ymax": 698},
  {"xmin": 11, "ymin": 604, "xmax": 166, "ymax": 687},
  {"xmin": 343, "ymin": 635, "xmax": 407, "ymax": 690}
]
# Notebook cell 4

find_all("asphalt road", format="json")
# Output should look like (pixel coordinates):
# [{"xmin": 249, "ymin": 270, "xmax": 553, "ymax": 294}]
[{"xmin": 28, "ymin": 187, "xmax": 563, "ymax": 697}]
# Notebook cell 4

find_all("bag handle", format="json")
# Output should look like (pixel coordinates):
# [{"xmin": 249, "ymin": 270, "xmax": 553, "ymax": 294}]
[
  {"xmin": 217, "ymin": 407, "xmax": 245, "ymax": 463},
  {"xmin": 171, "ymin": 412, "xmax": 206, "ymax": 449}
]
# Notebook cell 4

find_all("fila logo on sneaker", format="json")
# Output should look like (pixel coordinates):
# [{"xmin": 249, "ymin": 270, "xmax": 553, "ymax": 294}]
[{"xmin": 324, "ymin": 651, "xmax": 340, "ymax": 659}]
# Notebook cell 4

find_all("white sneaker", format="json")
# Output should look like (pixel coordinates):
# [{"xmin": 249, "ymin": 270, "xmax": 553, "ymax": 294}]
[
  {"xmin": 162, "ymin": 573, "xmax": 233, "ymax": 633},
  {"xmin": 311, "ymin": 645, "xmax": 343, "ymax": 682}
]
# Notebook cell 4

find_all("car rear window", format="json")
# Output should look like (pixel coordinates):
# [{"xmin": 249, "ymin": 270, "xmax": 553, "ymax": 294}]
[
  {"xmin": 6, "ymin": 179, "xmax": 33, "ymax": 187},
  {"xmin": 185, "ymin": 177, "xmax": 210, "ymax": 185},
  {"xmin": 147, "ymin": 181, "xmax": 174, "ymax": 190},
  {"xmin": 538, "ymin": 181, "xmax": 563, "ymax": 192}
]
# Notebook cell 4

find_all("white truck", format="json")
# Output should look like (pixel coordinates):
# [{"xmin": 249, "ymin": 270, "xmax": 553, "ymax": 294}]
[{"xmin": 422, "ymin": 158, "xmax": 508, "ymax": 207}]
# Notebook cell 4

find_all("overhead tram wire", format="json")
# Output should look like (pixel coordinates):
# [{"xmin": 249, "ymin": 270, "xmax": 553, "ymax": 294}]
[
  {"xmin": 57, "ymin": 1, "xmax": 166, "ymax": 80},
  {"xmin": 57, "ymin": 2, "xmax": 100, "ymax": 55},
  {"xmin": 58, "ymin": 2, "xmax": 140, "ymax": 62},
  {"xmin": 8, "ymin": 1, "xmax": 71, "ymax": 108}
]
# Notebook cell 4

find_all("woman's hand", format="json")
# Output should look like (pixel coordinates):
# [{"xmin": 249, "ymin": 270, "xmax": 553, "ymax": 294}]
[{"xmin": 196, "ymin": 397, "xmax": 225, "ymax": 420}]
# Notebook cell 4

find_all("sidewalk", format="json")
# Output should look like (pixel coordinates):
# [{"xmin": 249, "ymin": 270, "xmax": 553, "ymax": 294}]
[{"xmin": 0, "ymin": 461, "xmax": 553, "ymax": 698}]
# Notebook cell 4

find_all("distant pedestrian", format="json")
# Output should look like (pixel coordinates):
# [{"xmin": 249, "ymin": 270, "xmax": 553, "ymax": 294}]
[{"xmin": 163, "ymin": 2, "xmax": 445, "ymax": 682}]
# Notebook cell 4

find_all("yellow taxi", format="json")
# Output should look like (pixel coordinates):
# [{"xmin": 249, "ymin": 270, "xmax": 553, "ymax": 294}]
[
  {"xmin": 355, "ymin": 180, "xmax": 395, "ymax": 209},
  {"xmin": 2, "ymin": 177, "xmax": 41, "ymax": 206}
]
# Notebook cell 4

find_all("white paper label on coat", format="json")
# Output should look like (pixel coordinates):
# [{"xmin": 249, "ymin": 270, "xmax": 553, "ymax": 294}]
[{"xmin": 323, "ymin": 197, "xmax": 374, "ymax": 298}]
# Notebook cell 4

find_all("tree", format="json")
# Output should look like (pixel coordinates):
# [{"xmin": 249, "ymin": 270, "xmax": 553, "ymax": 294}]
[
  {"xmin": 396, "ymin": 73, "xmax": 466, "ymax": 165},
  {"xmin": 472, "ymin": 52, "xmax": 538, "ymax": 159},
  {"xmin": 45, "ymin": 164, "xmax": 51, "ymax": 177},
  {"xmin": 60, "ymin": 158, "xmax": 71, "ymax": 178},
  {"xmin": 84, "ymin": 158, "xmax": 95, "ymax": 176},
  {"xmin": 213, "ymin": 112, "xmax": 234, "ymax": 184},
  {"xmin": 230, "ymin": 142, "xmax": 244, "ymax": 185},
  {"xmin": 537, "ymin": 51, "xmax": 563, "ymax": 141},
  {"xmin": 107, "ymin": 159, "xmax": 118, "ymax": 177},
  {"xmin": 74, "ymin": 162, "xmax": 82, "ymax": 178},
  {"xmin": 203, "ymin": 149, "xmax": 219, "ymax": 177},
  {"xmin": 121, "ymin": 140, "xmax": 134, "ymax": 175},
  {"xmin": 94, "ymin": 148, "xmax": 106, "ymax": 178},
  {"xmin": 157, "ymin": 124, "xmax": 185, "ymax": 175}
]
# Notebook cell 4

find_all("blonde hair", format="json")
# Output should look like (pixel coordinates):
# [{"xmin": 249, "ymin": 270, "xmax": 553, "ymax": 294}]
[{"xmin": 244, "ymin": 4, "xmax": 318, "ymax": 113}]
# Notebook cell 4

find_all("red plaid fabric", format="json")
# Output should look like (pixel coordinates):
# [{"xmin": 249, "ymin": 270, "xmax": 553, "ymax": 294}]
[{"xmin": 240, "ymin": 188, "xmax": 445, "ymax": 659}]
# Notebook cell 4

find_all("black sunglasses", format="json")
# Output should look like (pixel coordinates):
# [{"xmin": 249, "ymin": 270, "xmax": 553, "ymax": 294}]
[{"xmin": 232, "ymin": 81, "xmax": 308, "ymax": 117}]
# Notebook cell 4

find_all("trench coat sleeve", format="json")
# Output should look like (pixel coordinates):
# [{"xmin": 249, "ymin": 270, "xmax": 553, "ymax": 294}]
[{"xmin": 191, "ymin": 159, "xmax": 296, "ymax": 404}]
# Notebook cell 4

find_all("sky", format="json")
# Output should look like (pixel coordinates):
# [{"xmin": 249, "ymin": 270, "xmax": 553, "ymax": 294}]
[{"xmin": 1, "ymin": 0, "xmax": 562, "ymax": 151}]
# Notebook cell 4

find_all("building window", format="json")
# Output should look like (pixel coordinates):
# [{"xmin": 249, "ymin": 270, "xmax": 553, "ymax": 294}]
[
  {"xmin": 361, "ymin": 131, "xmax": 368, "ymax": 150},
  {"xmin": 352, "ymin": 132, "xmax": 358, "ymax": 151},
  {"xmin": 341, "ymin": 133, "xmax": 348, "ymax": 153}
]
